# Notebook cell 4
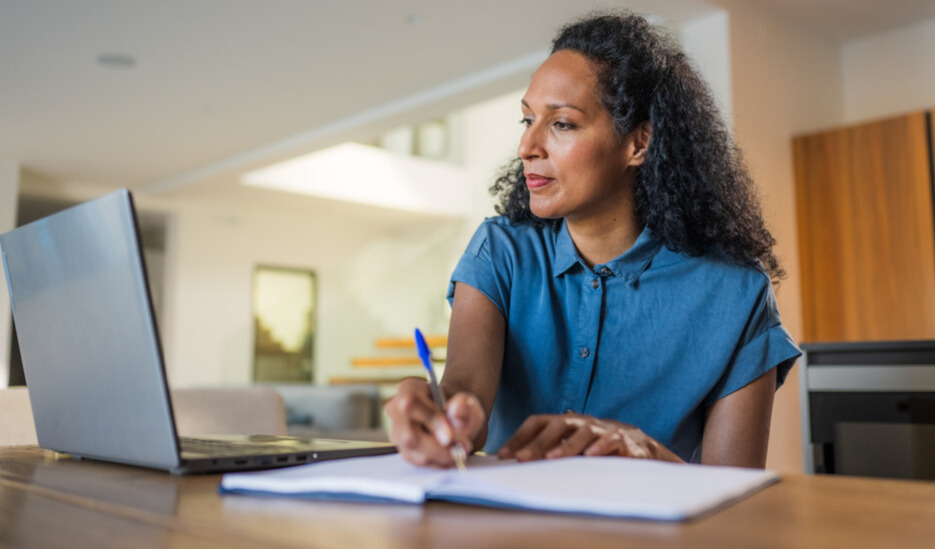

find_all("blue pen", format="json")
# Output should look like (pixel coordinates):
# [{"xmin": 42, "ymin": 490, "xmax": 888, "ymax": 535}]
[{"xmin": 414, "ymin": 328, "xmax": 468, "ymax": 471}]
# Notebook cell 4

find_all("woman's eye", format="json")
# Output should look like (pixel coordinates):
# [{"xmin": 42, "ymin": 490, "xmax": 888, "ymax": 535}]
[
  {"xmin": 519, "ymin": 117, "xmax": 533, "ymax": 127},
  {"xmin": 553, "ymin": 121, "xmax": 575, "ymax": 130}
]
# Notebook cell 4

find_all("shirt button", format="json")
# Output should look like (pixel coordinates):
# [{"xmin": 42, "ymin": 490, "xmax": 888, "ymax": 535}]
[
  {"xmin": 590, "ymin": 278, "xmax": 600, "ymax": 289},
  {"xmin": 601, "ymin": 267, "xmax": 611, "ymax": 276},
  {"xmin": 579, "ymin": 347, "xmax": 590, "ymax": 359}
]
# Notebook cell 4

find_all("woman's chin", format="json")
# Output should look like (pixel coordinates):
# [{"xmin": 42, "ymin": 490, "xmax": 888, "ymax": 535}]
[
  {"xmin": 531, "ymin": 210, "xmax": 562, "ymax": 221},
  {"xmin": 529, "ymin": 202, "xmax": 563, "ymax": 221}
]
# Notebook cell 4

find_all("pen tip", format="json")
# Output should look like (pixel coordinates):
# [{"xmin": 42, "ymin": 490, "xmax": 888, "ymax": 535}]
[{"xmin": 452, "ymin": 444, "xmax": 468, "ymax": 471}]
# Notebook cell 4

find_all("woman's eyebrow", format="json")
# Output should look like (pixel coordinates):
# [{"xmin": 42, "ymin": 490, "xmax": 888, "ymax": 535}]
[{"xmin": 520, "ymin": 99, "xmax": 586, "ymax": 114}]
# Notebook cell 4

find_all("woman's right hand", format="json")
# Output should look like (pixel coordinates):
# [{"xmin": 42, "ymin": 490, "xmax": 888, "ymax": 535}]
[{"xmin": 384, "ymin": 377, "xmax": 485, "ymax": 468}]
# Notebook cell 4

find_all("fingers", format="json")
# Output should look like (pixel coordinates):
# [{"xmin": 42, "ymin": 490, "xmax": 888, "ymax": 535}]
[
  {"xmin": 497, "ymin": 416, "xmax": 545, "ymax": 460},
  {"xmin": 545, "ymin": 424, "xmax": 600, "ymax": 459},
  {"xmin": 583, "ymin": 431, "xmax": 625, "ymax": 457},
  {"xmin": 585, "ymin": 428, "xmax": 654, "ymax": 459},
  {"xmin": 499, "ymin": 415, "xmax": 577, "ymax": 461},
  {"xmin": 388, "ymin": 388, "xmax": 668, "ymax": 466},
  {"xmin": 498, "ymin": 414, "xmax": 661, "ymax": 462},
  {"xmin": 446, "ymin": 393, "xmax": 484, "ymax": 454},
  {"xmin": 384, "ymin": 379, "xmax": 488, "ymax": 468},
  {"xmin": 384, "ymin": 379, "xmax": 455, "ymax": 468}
]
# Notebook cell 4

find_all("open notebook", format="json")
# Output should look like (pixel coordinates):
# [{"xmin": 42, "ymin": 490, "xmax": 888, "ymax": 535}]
[{"xmin": 220, "ymin": 454, "xmax": 779, "ymax": 521}]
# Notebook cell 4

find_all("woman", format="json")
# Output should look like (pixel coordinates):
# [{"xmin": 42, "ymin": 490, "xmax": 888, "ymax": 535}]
[{"xmin": 385, "ymin": 12, "xmax": 800, "ymax": 468}]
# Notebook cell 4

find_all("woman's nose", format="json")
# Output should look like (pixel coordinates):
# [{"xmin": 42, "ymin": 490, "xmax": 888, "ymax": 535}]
[{"xmin": 517, "ymin": 124, "xmax": 545, "ymax": 160}]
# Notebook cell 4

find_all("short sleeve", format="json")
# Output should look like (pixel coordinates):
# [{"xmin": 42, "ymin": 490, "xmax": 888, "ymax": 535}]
[
  {"xmin": 705, "ymin": 279, "xmax": 802, "ymax": 405},
  {"xmin": 446, "ymin": 220, "xmax": 511, "ymax": 317}
]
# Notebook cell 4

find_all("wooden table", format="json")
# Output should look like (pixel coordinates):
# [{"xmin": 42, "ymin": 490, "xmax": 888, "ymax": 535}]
[{"xmin": 1, "ymin": 446, "xmax": 934, "ymax": 548}]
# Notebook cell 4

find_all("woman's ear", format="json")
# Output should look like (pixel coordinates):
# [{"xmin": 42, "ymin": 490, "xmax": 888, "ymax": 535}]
[{"xmin": 627, "ymin": 121, "xmax": 652, "ymax": 167}]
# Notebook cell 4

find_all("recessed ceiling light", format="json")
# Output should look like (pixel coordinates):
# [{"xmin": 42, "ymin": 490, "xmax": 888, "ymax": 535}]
[{"xmin": 96, "ymin": 53, "xmax": 137, "ymax": 69}]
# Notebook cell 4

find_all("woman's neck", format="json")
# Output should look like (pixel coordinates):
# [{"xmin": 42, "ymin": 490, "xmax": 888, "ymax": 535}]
[{"xmin": 565, "ymin": 207, "xmax": 642, "ymax": 269}]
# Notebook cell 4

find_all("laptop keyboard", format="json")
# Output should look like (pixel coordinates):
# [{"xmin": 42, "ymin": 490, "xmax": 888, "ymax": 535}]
[{"xmin": 179, "ymin": 437, "xmax": 298, "ymax": 456}]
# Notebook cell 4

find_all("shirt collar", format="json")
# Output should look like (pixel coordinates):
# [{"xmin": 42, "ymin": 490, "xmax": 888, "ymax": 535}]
[{"xmin": 553, "ymin": 221, "xmax": 663, "ymax": 286}]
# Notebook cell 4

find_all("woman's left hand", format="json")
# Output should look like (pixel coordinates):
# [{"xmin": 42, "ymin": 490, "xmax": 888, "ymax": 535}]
[{"xmin": 497, "ymin": 413, "xmax": 683, "ymax": 463}]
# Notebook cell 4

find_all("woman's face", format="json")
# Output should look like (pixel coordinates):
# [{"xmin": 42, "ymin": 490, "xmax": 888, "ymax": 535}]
[{"xmin": 518, "ymin": 50, "xmax": 645, "ymax": 224}]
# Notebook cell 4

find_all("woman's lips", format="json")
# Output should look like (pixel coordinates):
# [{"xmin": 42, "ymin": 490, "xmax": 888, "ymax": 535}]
[{"xmin": 525, "ymin": 173, "xmax": 553, "ymax": 190}]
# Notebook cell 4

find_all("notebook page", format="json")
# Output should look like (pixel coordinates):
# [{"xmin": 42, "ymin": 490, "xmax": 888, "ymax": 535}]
[
  {"xmin": 222, "ymin": 454, "xmax": 777, "ymax": 520},
  {"xmin": 428, "ymin": 456, "xmax": 779, "ymax": 520},
  {"xmin": 220, "ymin": 453, "xmax": 505, "ymax": 502},
  {"xmin": 221, "ymin": 454, "xmax": 444, "ymax": 502}
]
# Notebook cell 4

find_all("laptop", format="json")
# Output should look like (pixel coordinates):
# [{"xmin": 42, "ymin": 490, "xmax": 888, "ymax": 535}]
[{"xmin": 0, "ymin": 189, "xmax": 395, "ymax": 474}]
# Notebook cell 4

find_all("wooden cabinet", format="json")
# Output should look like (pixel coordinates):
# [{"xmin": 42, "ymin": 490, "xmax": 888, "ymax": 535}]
[{"xmin": 793, "ymin": 111, "xmax": 935, "ymax": 342}]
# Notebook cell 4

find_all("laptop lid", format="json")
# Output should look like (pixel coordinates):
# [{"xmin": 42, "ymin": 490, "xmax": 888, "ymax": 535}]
[{"xmin": 1, "ymin": 189, "xmax": 182, "ymax": 470}]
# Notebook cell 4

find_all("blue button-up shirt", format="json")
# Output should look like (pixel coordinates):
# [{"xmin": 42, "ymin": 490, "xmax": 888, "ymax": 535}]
[{"xmin": 448, "ymin": 217, "xmax": 800, "ymax": 462}]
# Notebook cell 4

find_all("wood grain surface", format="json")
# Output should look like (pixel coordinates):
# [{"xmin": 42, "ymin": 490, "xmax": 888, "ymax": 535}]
[
  {"xmin": 2, "ymin": 446, "xmax": 935, "ymax": 549},
  {"xmin": 794, "ymin": 111, "xmax": 935, "ymax": 342}
]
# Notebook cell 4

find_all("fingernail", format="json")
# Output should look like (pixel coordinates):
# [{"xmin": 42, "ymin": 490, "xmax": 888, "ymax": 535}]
[
  {"xmin": 433, "ymin": 424, "xmax": 451, "ymax": 446},
  {"xmin": 516, "ymin": 449, "xmax": 532, "ymax": 461}
]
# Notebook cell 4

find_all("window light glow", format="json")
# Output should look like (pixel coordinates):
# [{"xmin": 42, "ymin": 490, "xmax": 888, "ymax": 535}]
[{"xmin": 242, "ymin": 143, "xmax": 476, "ymax": 217}]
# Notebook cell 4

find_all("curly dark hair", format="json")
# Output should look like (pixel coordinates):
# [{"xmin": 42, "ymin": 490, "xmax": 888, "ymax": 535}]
[{"xmin": 489, "ymin": 12, "xmax": 784, "ymax": 280}]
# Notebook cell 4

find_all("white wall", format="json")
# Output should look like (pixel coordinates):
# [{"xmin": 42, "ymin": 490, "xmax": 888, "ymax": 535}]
[
  {"xmin": 458, "ymin": 89, "xmax": 527, "ymax": 244},
  {"xmin": 682, "ymin": 10, "xmax": 733, "ymax": 128},
  {"xmin": 312, "ymin": 216, "xmax": 466, "ymax": 385},
  {"xmin": 0, "ymin": 162, "xmax": 20, "ymax": 388},
  {"xmin": 145, "ymin": 192, "xmax": 460, "ymax": 388},
  {"xmin": 843, "ymin": 16, "xmax": 935, "ymax": 123},
  {"xmin": 715, "ymin": 0, "xmax": 845, "ymax": 473}
]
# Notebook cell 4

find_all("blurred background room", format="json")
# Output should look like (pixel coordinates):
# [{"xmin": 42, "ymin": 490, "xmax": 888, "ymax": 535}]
[{"xmin": 3, "ymin": 0, "xmax": 935, "ymax": 474}]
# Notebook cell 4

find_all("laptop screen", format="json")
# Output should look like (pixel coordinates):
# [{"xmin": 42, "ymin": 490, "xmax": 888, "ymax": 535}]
[{"xmin": 0, "ymin": 189, "xmax": 181, "ymax": 469}]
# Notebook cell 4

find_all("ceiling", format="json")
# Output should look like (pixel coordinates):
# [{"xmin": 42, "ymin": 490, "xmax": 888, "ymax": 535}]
[{"xmin": 2, "ymin": 0, "xmax": 934, "ymax": 197}]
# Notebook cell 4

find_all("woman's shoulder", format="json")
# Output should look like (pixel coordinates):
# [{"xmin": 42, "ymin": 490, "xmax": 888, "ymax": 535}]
[
  {"xmin": 460, "ymin": 217, "xmax": 563, "ymax": 273},
  {"xmin": 652, "ymin": 245, "xmax": 772, "ymax": 293},
  {"xmin": 477, "ymin": 215, "xmax": 553, "ymax": 233},
  {"xmin": 472, "ymin": 216, "xmax": 561, "ymax": 247}
]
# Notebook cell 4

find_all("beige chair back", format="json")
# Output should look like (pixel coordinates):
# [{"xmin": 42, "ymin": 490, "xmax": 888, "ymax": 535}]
[
  {"xmin": 1, "ymin": 386, "xmax": 286, "ymax": 446},
  {"xmin": 0, "ymin": 387, "xmax": 38, "ymax": 446},
  {"xmin": 171, "ymin": 387, "xmax": 287, "ymax": 436}
]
